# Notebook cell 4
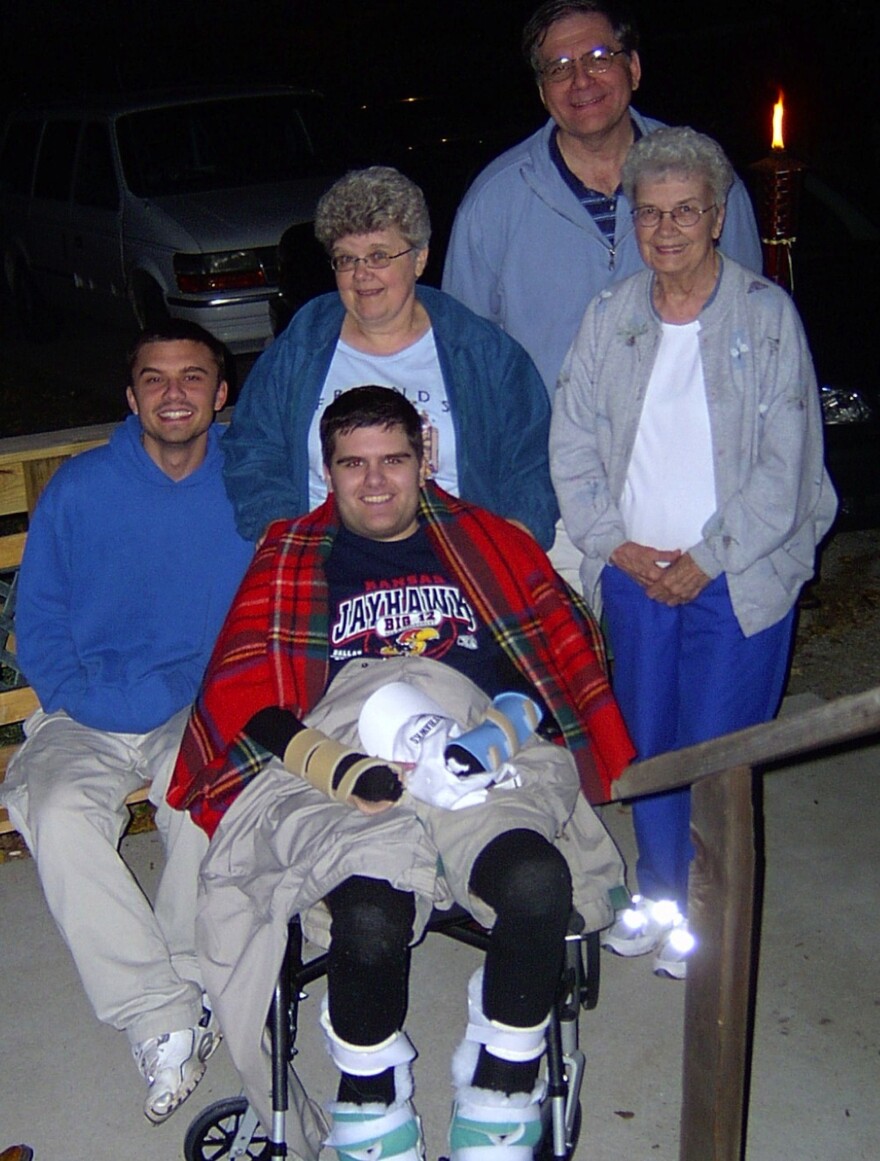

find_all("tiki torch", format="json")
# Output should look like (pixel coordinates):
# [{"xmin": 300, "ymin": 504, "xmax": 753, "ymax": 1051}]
[{"xmin": 748, "ymin": 93, "xmax": 806, "ymax": 291}]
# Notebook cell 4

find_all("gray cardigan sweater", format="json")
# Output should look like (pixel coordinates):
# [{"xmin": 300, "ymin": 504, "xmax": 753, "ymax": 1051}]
[{"xmin": 550, "ymin": 256, "xmax": 837, "ymax": 637}]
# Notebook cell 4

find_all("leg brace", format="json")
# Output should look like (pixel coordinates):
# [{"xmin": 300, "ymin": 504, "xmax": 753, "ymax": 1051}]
[
  {"xmin": 449, "ymin": 969, "xmax": 546, "ymax": 1161},
  {"xmin": 321, "ymin": 999, "xmax": 423, "ymax": 1161}
]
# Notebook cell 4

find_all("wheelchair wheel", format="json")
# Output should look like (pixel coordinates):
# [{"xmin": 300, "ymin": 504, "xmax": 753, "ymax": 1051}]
[
  {"xmin": 184, "ymin": 1096, "xmax": 269, "ymax": 1160},
  {"xmin": 537, "ymin": 1100, "xmax": 582, "ymax": 1161}
]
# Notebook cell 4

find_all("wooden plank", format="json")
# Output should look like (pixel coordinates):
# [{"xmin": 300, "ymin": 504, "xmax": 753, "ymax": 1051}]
[
  {"xmin": 680, "ymin": 766, "xmax": 756, "ymax": 1161},
  {"xmin": 0, "ymin": 409, "xmax": 233, "ymax": 519},
  {"xmin": 0, "ymin": 462, "xmax": 27, "ymax": 518},
  {"xmin": 613, "ymin": 685, "xmax": 880, "ymax": 800},
  {"xmin": 23, "ymin": 455, "xmax": 70, "ymax": 515},
  {"xmin": 0, "ymin": 739, "xmax": 21, "ymax": 834},
  {"xmin": 0, "ymin": 531, "xmax": 27, "ymax": 570},
  {"xmin": 0, "ymin": 408, "xmax": 233, "ymax": 469},
  {"xmin": 0, "ymin": 686, "xmax": 39, "ymax": 726},
  {"xmin": 0, "ymin": 742, "xmax": 19, "ymax": 778},
  {"xmin": 0, "ymin": 422, "xmax": 117, "ymax": 467}
]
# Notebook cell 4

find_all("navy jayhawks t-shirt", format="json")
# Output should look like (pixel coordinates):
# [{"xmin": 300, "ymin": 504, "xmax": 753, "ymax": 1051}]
[{"xmin": 324, "ymin": 524, "xmax": 539, "ymax": 708}]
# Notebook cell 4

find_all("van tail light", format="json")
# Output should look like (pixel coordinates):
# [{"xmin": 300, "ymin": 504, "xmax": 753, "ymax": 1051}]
[{"xmin": 174, "ymin": 249, "xmax": 269, "ymax": 293}]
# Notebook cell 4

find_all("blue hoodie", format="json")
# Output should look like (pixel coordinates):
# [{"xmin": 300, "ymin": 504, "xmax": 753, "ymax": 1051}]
[{"xmin": 16, "ymin": 415, "xmax": 253, "ymax": 733}]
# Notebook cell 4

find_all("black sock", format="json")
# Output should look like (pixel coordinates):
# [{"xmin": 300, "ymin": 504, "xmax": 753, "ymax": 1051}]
[
  {"xmin": 471, "ymin": 1046, "xmax": 540, "ymax": 1096},
  {"xmin": 337, "ymin": 1067, "xmax": 396, "ymax": 1106}
]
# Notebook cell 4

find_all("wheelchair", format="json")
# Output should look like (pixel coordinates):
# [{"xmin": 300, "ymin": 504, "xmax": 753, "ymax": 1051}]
[{"xmin": 184, "ymin": 905, "xmax": 599, "ymax": 1161}]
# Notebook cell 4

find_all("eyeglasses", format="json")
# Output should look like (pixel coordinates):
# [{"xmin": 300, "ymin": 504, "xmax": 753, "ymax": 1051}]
[
  {"xmin": 539, "ymin": 46, "xmax": 628, "ymax": 84},
  {"xmin": 631, "ymin": 204, "xmax": 717, "ymax": 229},
  {"xmin": 330, "ymin": 247, "xmax": 415, "ymax": 274}
]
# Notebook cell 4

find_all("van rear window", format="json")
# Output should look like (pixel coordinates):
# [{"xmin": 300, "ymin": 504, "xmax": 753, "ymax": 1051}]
[{"xmin": 116, "ymin": 95, "xmax": 319, "ymax": 197}]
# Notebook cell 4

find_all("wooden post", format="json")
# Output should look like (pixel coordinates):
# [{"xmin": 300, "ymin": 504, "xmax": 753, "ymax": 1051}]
[
  {"xmin": 680, "ymin": 765, "xmax": 756, "ymax": 1161},
  {"xmin": 610, "ymin": 691, "xmax": 880, "ymax": 1160}
]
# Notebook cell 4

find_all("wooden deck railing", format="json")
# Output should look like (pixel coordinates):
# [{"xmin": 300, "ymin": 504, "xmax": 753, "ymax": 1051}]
[
  {"xmin": 0, "ymin": 421, "xmax": 119, "ymax": 523},
  {"xmin": 614, "ymin": 686, "xmax": 880, "ymax": 1160}
]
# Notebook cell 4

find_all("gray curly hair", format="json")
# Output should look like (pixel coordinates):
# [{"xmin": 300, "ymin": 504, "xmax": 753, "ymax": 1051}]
[
  {"xmin": 621, "ymin": 126, "xmax": 735, "ymax": 207},
  {"xmin": 314, "ymin": 166, "xmax": 432, "ymax": 253}
]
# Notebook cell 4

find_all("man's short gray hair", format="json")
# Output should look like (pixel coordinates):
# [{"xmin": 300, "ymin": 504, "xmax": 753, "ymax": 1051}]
[
  {"xmin": 314, "ymin": 166, "xmax": 432, "ymax": 253},
  {"xmin": 522, "ymin": 1, "xmax": 640, "ymax": 74},
  {"xmin": 621, "ymin": 126, "xmax": 736, "ymax": 206}
]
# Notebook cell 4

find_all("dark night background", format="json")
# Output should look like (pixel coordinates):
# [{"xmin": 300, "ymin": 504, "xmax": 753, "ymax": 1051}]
[
  {"xmin": 1, "ymin": 0, "xmax": 878, "ymax": 447},
  {"xmin": 0, "ymin": 1, "xmax": 876, "ymax": 199}
]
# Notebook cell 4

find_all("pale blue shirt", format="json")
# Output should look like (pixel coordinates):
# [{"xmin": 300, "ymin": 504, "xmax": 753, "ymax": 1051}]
[{"xmin": 307, "ymin": 330, "xmax": 459, "ymax": 509}]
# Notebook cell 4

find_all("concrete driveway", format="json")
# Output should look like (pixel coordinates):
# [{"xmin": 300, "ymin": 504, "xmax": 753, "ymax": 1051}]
[{"xmin": 1, "ymin": 690, "xmax": 877, "ymax": 1160}]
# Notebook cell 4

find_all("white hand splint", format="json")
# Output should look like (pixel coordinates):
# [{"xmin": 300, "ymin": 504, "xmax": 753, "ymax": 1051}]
[
  {"xmin": 402, "ymin": 720, "xmax": 501, "ymax": 810},
  {"xmin": 357, "ymin": 683, "xmax": 522, "ymax": 810}
]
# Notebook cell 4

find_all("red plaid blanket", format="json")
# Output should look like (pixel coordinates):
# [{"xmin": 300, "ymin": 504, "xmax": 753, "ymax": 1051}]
[{"xmin": 168, "ymin": 484, "xmax": 634, "ymax": 836}]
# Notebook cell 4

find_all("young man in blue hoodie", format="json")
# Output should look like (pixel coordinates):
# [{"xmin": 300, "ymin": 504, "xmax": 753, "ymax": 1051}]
[{"xmin": 0, "ymin": 321, "xmax": 253, "ymax": 1125}]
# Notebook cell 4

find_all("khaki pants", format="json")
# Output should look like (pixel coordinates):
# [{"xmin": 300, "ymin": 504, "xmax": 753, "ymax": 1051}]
[{"xmin": 2, "ymin": 706, "xmax": 206, "ymax": 1044}]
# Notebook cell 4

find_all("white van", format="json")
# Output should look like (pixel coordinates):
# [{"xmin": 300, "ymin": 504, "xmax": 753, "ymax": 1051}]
[{"xmin": 0, "ymin": 87, "xmax": 339, "ymax": 352}]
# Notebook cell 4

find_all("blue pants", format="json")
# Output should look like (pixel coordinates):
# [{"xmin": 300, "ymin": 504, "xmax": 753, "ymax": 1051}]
[{"xmin": 601, "ymin": 567, "xmax": 795, "ymax": 909}]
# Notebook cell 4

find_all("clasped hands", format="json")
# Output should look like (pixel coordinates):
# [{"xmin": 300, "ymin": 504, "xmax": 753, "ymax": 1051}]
[{"xmin": 609, "ymin": 541, "xmax": 710, "ymax": 605}]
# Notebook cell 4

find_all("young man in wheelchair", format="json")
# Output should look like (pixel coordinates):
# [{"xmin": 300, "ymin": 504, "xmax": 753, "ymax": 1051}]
[{"xmin": 167, "ymin": 386, "xmax": 633, "ymax": 1161}]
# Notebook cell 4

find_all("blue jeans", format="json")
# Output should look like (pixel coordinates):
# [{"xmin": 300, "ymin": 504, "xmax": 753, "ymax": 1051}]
[{"xmin": 601, "ymin": 567, "xmax": 795, "ymax": 909}]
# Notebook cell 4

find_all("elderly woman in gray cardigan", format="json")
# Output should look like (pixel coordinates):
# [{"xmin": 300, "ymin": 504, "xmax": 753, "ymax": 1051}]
[{"xmin": 550, "ymin": 126, "xmax": 836, "ymax": 980}]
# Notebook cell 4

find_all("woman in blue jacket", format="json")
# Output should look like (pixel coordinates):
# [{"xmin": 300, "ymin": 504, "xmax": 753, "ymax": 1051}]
[{"xmin": 223, "ymin": 167, "xmax": 558, "ymax": 548}]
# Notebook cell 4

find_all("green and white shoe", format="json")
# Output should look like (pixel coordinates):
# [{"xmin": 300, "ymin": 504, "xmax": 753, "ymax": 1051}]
[
  {"xmin": 325, "ymin": 1101, "xmax": 424, "ymax": 1161},
  {"xmin": 449, "ymin": 1091, "xmax": 542, "ymax": 1161}
]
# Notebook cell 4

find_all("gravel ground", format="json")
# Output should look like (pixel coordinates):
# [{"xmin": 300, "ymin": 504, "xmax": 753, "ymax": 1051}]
[{"xmin": 788, "ymin": 527, "xmax": 880, "ymax": 700}]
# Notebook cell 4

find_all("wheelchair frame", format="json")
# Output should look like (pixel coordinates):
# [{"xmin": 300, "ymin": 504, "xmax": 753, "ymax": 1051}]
[{"xmin": 184, "ymin": 907, "xmax": 599, "ymax": 1161}]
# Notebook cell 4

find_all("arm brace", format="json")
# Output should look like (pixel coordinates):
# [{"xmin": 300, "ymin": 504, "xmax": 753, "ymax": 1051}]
[
  {"xmin": 245, "ymin": 706, "xmax": 402, "ymax": 803},
  {"xmin": 283, "ymin": 728, "xmax": 402, "ymax": 802}
]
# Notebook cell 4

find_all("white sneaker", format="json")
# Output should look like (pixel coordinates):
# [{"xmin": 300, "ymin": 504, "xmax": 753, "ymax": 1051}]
[
  {"xmin": 601, "ymin": 896, "xmax": 683, "ymax": 957},
  {"xmin": 133, "ymin": 1004, "xmax": 221, "ymax": 1124},
  {"xmin": 653, "ymin": 921, "xmax": 696, "ymax": 980}
]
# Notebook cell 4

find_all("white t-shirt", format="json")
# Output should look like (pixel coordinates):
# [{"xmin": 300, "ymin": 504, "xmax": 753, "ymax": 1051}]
[
  {"xmin": 620, "ymin": 320, "xmax": 717, "ymax": 551},
  {"xmin": 307, "ymin": 329, "xmax": 458, "ymax": 509}
]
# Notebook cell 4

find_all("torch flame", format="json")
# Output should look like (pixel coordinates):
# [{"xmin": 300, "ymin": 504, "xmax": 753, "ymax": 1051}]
[{"xmin": 772, "ymin": 92, "xmax": 785, "ymax": 150}]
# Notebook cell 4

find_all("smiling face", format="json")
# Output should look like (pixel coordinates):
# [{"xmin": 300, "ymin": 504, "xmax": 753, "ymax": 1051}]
[
  {"xmin": 537, "ymin": 12, "xmax": 640, "ymax": 146},
  {"xmin": 633, "ymin": 174, "xmax": 725, "ymax": 282},
  {"xmin": 324, "ymin": 422, "xmax": 427, "ymax": 542},
  {"xmin": 332, "ymin": 226, "xmax": 428, "ymax": 335},
  {"xmin": 126, "ymin": 339, "xmax": 227, "ymax": 476}
]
